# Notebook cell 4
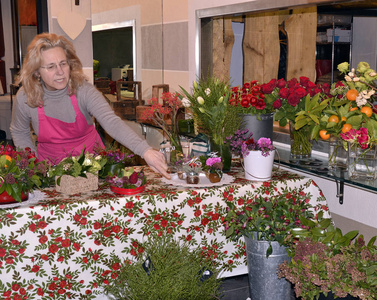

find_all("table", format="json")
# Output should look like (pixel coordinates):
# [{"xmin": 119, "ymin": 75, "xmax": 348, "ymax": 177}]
[{"xmin": 0, "ymin": 165, "xmax": 329, "ymax": 299}]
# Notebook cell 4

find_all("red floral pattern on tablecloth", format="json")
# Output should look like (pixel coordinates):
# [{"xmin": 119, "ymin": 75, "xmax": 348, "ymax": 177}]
[{"xmin": 0, "ymin": 166, "xmax": 328, "ymax": 299}]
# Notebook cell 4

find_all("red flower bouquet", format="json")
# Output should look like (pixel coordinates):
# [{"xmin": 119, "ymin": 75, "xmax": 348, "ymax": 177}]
[
  {"xmin": 261, "ymin": 77, "xmax": 331, "ymax": 127},
  {"xmin": 229, "ymin": 80, "xmax": 277, "ymax": 117}
]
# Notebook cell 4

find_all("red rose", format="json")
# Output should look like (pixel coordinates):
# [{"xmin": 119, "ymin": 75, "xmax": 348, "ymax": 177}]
[
  {"xmin": 186, "ymin": 235, "xmax": 192, "ymax": 241},
  {"xmin": 278, "ymin": 88, "xmax": 289, "ymax": 99},
  {"xmin": 287, "ymin": 93, "xmax": 300, "ymax": 107},
  {"xmin": 10, "ymin": 240, "xmax": 20, "ymax": 245},
  {"xmin": 61, "ymin": 239, "xmax": 71, "ymax": 248},
  {"xmin": 80, "ymin": 218, "xmax": 87, "ymax": 225},
  {"xmin": 83, "ymin": 257, "xmax": 88, "ymax": 264},
  {"xmin": 276, "ymin": 78, "xmax": 286, "ymax": 88},
  {"xmin": 31, "ymin": 265, "xmax": 40, "ymax": 273},
  {"xmin": 37, "ymin": 288, "xmax": 44, "ymax": 296},
  {"xmin": 195, "ymin": 196, "xmax": 201, "ymax": 204},
  {"xmin": 272, "ymin": 99, "xmax": 282, "ymax": 109},
  {"xmin": 92, "ymin": 254, "xmax": 99, "ymax": 261},
  {"xmin": 112, "ymin": 225, "xmax": 121, "ymax": 233},
  {"xmin": 103, "ymin": 229, "xmax": 111, "ymax": 237},
  {"xmin": 93, "ymin": 222, "xmax": 101, "ymax": 230},
  {"xmin": 57, "ymin": 288, "xmax": 65, "ymax": 295},
  {"xmin": 154, "ymin": 214, "xmax": 161, "ymax": 221},
  {"xmin": 73, "ymin": 214, "xmax": 81, "ymax": 222},
  {"xmin": 287, "ymin": 78, "xmax": 298, "ymax": 87},
  {"xmin": 41, "ymin": 254, "xmax": 48, "ymax": 261},
  {"xmin": 29, "ymin": 223, "xmax": 37, "ymax": 232},
  {"xmin": 187, "ymin": 199, "xmax": 193, "ymax": 207},
  {"xmin": 38, "ymin": 221, "xmax": 47, "ymax": 229},
  {"xmin": 161, "ymin": 220, "xmax": 168, "ymax": 228},
  {"xmin": 12, "ymin": 283, "xmax": 20, "ymax": 291},
  {"xmin": 125, "ymin": 201, "xmax": 134, "ymax": 209},
  {"xmin": 48, "ymin": 244, "xmax": 59, "ymax": 254},
  {"xmin": 294, "ymin": 87, "xmax": 307, "ymax": 99},
  {"xmin": 73, "ymin": 243, "xmax": 80, "ymax": 251},
  {"xmin": 153, "ymin": 224, "xmax": 160, "ymax": 230},
  {"xmin": 201, "ymin": 218, "xmax": 209, "ymax": 226},
  {"xmin": 19, "ymin": 288, "xmax": 26, "ymax": 295},
  {"xmin": 260, "ymin": 83, "xmax": 274, "ymax": 94},
  {"xmin": 0, "ymin": 248, "xmax": 6, "ymax": 257},
  {"xmin": 59, "ymin": 281, "xmax": 67, "ymax": 289},
  {"xmin": 194, "ymin": 210, "xmax": 201, "ymax": 217},
  {"xmin": 255, "ymin": 99, "xmax": 266, "ymax": 110},
  {"xmin": 123, "ymin": 228, "xmax": 129, "ymax": 236},
  {"xmin": 39, "ymin": 235, "xmax": 48, "ymax": 244},
  {"xmin": 299, "ymin": 76, "xmax": 309, "ymax": 87},
  {"xmin": 48, "ymin": 283, "xmax": 57, "ymax": 291}
]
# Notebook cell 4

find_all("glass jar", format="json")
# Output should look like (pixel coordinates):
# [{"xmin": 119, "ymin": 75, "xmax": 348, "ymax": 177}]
[{"xmin": 186, "ymin": 171, "xmax": 200, "ymax": 184}]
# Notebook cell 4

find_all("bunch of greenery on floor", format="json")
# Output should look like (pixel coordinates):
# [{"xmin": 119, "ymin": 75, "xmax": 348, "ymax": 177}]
[
  {"xmin": 103, "ymin": 235, "xmax": 222, "ymax": 300},
  {"xmin": 278, "ymin": 215, "xmax": 377, "ymax": 300}
]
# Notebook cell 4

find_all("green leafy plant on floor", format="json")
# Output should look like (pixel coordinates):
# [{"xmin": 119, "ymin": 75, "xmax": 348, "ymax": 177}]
[
  {"xmin": 103, "ymin": 235, "xmax": 222, "ymax": 300},
  {"xmin": 278, "ymin": 214, "xmax": 377, "ymax": 300}
]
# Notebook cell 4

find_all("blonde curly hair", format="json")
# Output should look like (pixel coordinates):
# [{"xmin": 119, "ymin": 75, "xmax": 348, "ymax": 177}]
[{"xmin": 16, "ymin": 33, "xmax": 87, "ymax": 107}]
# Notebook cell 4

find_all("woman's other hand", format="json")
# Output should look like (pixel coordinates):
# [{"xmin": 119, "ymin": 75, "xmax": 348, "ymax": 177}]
[{"xmin": 143, "ymin": 149, "xmax": 171, "ymax": 179}]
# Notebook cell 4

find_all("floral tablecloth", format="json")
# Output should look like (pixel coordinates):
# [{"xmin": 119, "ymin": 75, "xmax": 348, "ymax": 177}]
[{"xmin": 0, "ymin": 165, "xmax": 328, "ymax": 299}]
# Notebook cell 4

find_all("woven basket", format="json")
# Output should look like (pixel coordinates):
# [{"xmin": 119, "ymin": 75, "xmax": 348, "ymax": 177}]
[{"xmin": 55, "ymin": 173, "xmax": 98, "ymax": 194}]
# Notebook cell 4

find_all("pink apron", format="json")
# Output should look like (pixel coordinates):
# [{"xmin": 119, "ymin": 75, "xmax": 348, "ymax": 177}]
[{"xmin": 37, "ymin": 94, "xmax": 104, "ymax": 164}]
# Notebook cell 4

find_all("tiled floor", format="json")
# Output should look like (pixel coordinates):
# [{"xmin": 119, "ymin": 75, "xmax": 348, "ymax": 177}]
[{"xmin": 220, "ymin": 274, "xmax": 250, "ymax": 300}]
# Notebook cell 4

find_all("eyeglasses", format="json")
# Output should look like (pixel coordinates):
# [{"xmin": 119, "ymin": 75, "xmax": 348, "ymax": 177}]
[{"xmin": 40, "ymin": 60, "xmax": 69, "ymax": 72}]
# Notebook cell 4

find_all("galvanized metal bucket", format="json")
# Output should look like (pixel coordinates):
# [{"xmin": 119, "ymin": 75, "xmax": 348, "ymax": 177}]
[
  {"xmin": 240, "ymin": 113, "xmax": 274, "ymax": 142},
  {"xmin": 245, "ymin": 234, "xmax": 294, "ymax": 300}
]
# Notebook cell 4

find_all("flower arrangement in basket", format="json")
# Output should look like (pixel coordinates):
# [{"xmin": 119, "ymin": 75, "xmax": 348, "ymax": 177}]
[
  {"xmin": 229, "ymin": 80, "xmax": 278, "ymax": 118},
  {"xmin": 106, "ymin": 167, "xmax": 147, "ymax": 195},
  {"xmin": 49, "ymin": 148, "xmax": 106, "ymax": 194},
  {"xmin": 0, "ymin": 144, "xmax": 49, "ymax": 202}
]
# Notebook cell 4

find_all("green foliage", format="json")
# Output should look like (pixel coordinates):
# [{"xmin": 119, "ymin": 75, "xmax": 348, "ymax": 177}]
[
  {"xmin": 279, "ymin": 214, "xmax": 377, "ymax": 300},
  {"xmin": 180, "ymin": 76, "xmax": 241, "ymax": 144},
  {"xmin": 103, "ymin": 235, "xmax": 222, "ymax": 300}
]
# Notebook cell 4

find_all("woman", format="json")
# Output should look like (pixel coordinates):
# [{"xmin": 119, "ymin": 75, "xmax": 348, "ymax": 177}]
[{"xmin": 10, "ymin": 33, "xmax": 170, "ymax": 179}]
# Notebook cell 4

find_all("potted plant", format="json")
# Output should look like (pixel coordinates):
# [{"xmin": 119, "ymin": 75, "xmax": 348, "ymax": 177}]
[
  {"xmin": 278, "ymin": 214, "xmax": 377, "ymax": 300},
  {"xmin": 0, "ymin": 144, "xmax": 49, "ymax": 203},
  {"xmin": 102, "ymin": 235, "xmax": 222, "ymax": 300},
  {"xmin": 105, "ymin": 166, "xmax": 147, "ymax": 195},
  {"xmin": 200, "ymin": 155, "xmax": 223, "ymax": 183},
  {"xmin": 180, "ymin": 76, "xmax": 241, "ymax": 172},
  {"xmin": 48, "ymin": 148, "xmax": 106, "ymax": 195},
  {"xmin": 225, "ymin": 129, "xmax": 275, "ymax": 181},
  {"xmin": 223, "ymin": 177, "xmax": 327, "ymax": 299},
  {"xmin": 229, "ymin": 80, "xmax": 278, "ymax": 141}
]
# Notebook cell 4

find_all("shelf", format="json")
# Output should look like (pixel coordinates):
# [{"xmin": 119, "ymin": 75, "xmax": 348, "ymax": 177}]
[{"xmin": 274, "ymin": 145, "xmax": 377, "ymax": 194}]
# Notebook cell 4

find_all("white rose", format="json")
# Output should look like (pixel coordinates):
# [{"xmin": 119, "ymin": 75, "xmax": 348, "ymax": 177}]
[
  {"xmin": 205, "ymin": 88, "xmax": 211, "ymax": 95},
  {"xmin": 182, "ymin": 98, "xmax": 191, "ymax": 108}
]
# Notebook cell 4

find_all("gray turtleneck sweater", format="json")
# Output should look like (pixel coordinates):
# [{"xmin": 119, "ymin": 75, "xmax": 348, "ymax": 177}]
[{"xmin": 10, "ymin": 82, "xmax": 151, "ymax": 158}]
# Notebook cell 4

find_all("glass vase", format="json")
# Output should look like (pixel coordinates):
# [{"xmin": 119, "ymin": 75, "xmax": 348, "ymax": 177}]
[
  {"xmin": 328, "ymin": 137, "xmax": 348, "ymax": 170},
  {"xmin": 209, "ymin": 138, "xmax": 232, "ymax": 173},
  {"xmin": 289, "ymin": 122, "xmax": 313, "ymax": 160},
  {"xmin": 348, "ymin": 143, "xmax": 377, "ymax": 180}
]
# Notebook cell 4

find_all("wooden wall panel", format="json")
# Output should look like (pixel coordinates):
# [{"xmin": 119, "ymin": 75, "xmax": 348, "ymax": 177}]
[
  {"xmin": 212, "ymin": 17, "xmax": 234, "ymax": 81},
  {"xmin": 284, "ymin": 7, "xmax": 317, "ymax": 81},
  {"xmin": 243, "ymin": 12, "xmax": 281, "ymax": 84}
]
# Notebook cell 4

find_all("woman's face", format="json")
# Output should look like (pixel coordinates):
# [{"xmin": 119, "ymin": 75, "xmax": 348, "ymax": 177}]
[{"xmin": 38, "ymin": 47, "xmax": 70, "ymax": 91}]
